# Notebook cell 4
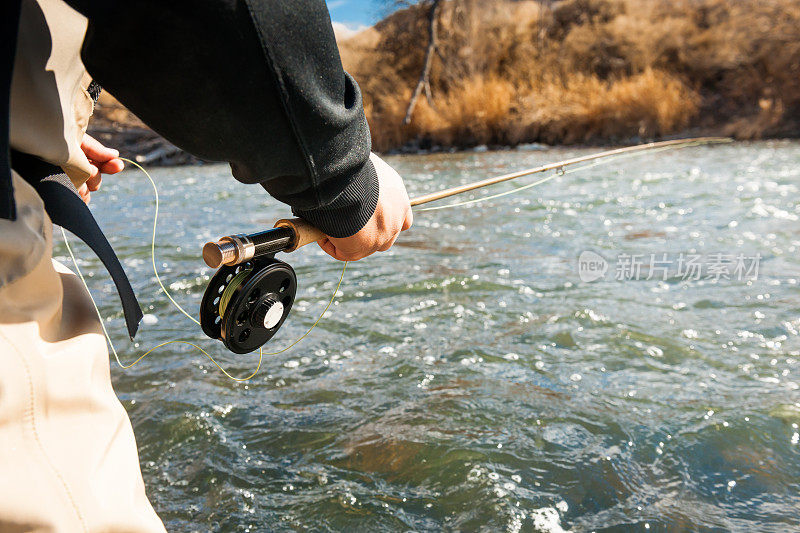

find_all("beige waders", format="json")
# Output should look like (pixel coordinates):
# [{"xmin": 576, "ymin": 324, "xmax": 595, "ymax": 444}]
[
  {"xmin": 3, "ymin": 0, "xmax": 166, "ymax": 530},
  {"xmin": 0, "ymin": 175, "xmax": 166, "ymax": 532}
]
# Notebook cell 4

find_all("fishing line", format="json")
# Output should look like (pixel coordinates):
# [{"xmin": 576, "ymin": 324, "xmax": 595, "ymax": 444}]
[
  {"xmin": 418, "ymin": 139, "xmax": 718, "ymax": 211},
  {"xmin": 61, "ymin": 158, "xmax": 347, "ymax": 382}
]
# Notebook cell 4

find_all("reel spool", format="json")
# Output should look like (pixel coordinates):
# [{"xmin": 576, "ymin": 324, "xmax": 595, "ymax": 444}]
[{"xmin": 200, "ymin": 256, "xmax": 297, "ymax": 353}]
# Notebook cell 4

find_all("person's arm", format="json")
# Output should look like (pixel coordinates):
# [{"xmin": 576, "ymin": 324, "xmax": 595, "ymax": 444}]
[{"xmin": 66, "ymin": 0, "xmax": 410, "ymax": 259}]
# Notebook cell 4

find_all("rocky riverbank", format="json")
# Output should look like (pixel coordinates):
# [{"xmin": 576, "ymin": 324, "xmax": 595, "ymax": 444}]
[{"xmin": 88, "ymin": 93, "xmax": 201, "ymax": 166}]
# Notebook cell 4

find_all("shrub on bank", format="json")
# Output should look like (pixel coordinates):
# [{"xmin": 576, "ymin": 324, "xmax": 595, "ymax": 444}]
[{"xmin": 341, "ymin": 0, "xmax": 800, "ymax": 151}]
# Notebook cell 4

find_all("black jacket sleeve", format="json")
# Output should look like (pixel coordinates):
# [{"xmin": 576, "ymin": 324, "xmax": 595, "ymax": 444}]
[{"xmin": 65, "ymin": 0, "xmax": 378, "ymax": 238}]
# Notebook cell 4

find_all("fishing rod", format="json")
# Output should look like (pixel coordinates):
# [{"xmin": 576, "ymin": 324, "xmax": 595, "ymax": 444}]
[{"xmin": 199, "ymin": 137, "xmax": 730, "ymax": 353}]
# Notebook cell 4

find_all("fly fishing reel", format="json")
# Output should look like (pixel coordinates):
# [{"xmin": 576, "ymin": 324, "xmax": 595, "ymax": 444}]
[
  {"xmin": 200, "ymin": 219, "xmax": 323, "ymax": 354},
  {"xmin": 200, "ymin": 256, "xmax": 297, "ymax": 353}
]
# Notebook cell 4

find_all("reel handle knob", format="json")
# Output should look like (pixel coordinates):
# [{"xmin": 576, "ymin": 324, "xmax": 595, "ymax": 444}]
[
  {"xmin": 252, "ymin": 295, "xmax": 284, "ymax": 329},
  {"xmin": 274, "ymin": 218, "xmax": 326, "ymax": 252}
]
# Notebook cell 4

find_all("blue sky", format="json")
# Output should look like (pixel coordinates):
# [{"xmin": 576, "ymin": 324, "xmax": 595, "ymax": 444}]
[{"xmin": 326, "ymin": 0, "xmax": 383, "ymax": 29}]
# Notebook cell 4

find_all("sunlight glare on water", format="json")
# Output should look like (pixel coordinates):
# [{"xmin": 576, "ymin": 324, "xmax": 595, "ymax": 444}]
[{"xmin": 55, "ymin": 141, "xmax": 800, "ymax": 531}]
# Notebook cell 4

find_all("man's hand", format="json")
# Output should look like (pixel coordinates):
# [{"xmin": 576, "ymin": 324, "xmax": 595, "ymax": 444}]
[
  {"xmin": 77, "ymin": 134, "xmax": 125, "ymax": 204},
  {"xmin": 318, "ymin": 154, "xmax": 413, "ymax": 261}
]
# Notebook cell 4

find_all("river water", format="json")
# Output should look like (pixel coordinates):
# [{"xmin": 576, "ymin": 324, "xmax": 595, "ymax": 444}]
[{"xmin": 55, "ymin": 141, "xmax": 800, "ymax": 531}]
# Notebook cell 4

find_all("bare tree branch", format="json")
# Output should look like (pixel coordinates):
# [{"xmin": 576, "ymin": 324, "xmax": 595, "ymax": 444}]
[
  {"xmin": 402, "ymin": 0, "xmax": 441, "ymax": 125},
  {"xmin": 423, "ymin": 78, "xmax": 435, "ymax": 110}
]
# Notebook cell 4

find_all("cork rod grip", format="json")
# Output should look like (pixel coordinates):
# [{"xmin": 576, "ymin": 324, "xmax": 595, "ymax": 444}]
[{"xmin": 274, "ymin": 218, "xmax": 326, "ymax": 252}]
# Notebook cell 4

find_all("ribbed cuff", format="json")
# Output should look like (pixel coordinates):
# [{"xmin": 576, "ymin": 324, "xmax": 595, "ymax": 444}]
[{"xmin": 292, "ymin": 159, "xmax": 379, "ymax": 238}]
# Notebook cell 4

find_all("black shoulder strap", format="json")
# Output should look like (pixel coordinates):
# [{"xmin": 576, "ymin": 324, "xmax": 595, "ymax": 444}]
[
  {"xmin": 11, "ymin": 150, "xmax": 142, "ymax": 339},
  {"xmin": 1, "ymin": 0, "xmax": 23, "ymax": 221},
  {"xmin": 37, "ymin": 174, "xmax": 143, "ymax": 338}
]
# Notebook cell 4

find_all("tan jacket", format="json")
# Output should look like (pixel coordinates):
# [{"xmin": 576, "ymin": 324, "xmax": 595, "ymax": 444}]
[{"xmin": 10, "ymin": 0, "xmax": 95, "ymax": 189}]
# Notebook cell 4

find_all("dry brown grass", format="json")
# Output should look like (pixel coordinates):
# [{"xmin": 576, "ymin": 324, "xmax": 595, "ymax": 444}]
[
  {"xmin": 341, "ymin": 0, "xmax": 800, "ymax": 150},
  {"xmin": 526, "ymin": 69, "xmax": 700, "ymax": 144},
  {"xmin": 366, "ymin": 76, "xmax": 520, "ymax": 151}
]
